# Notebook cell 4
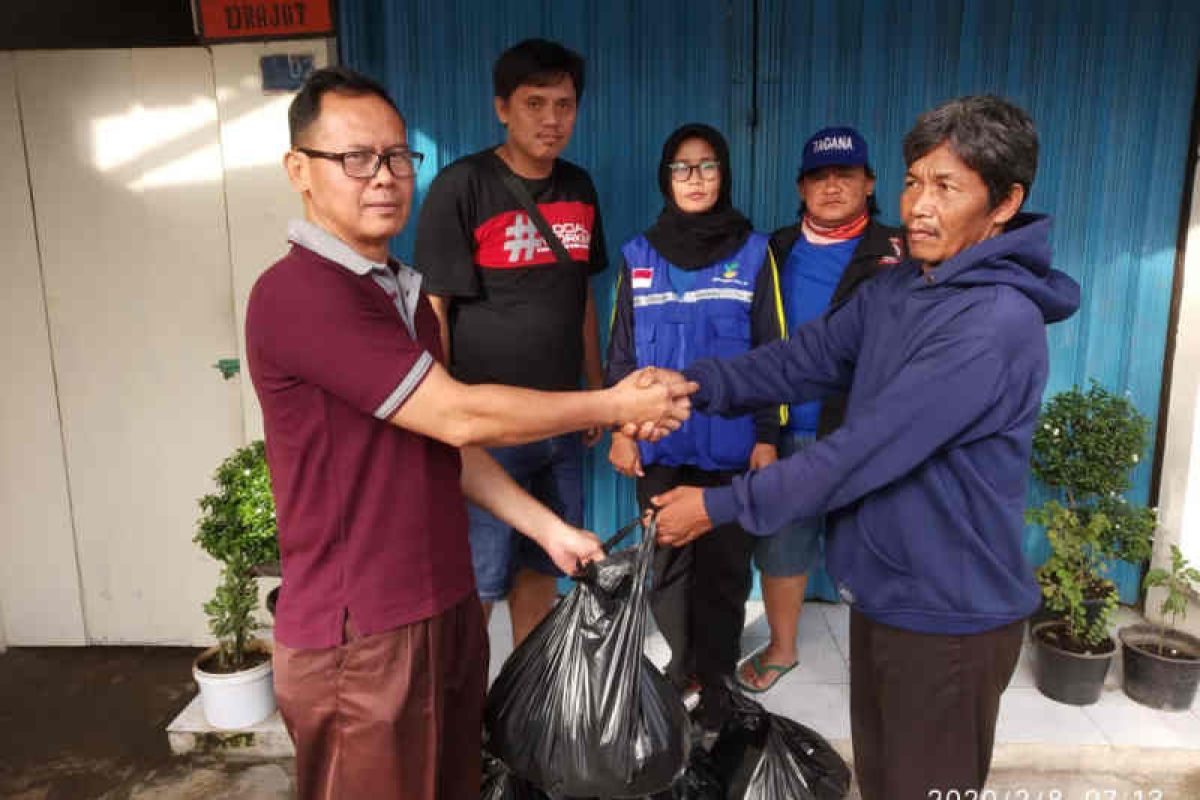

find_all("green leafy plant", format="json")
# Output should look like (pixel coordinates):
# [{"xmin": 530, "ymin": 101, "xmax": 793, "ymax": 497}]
[
  {"xmin": 195, "ymin": 440, "xmax": 278, "ymax": 569},
  {"xmin": 203, "ymin": 556, "xmax": 260, "ymax": 671},
  {"xmin": 1143, "ymin": 544, "xmax": 1200, "ymax": 654},
  {"xmin": 1028, "ymin": 381, "xmax": 1156, "ymax": 651},
  {"xmin": 194, "ymin": 440, "xmax": 279, "ymax": 671}
]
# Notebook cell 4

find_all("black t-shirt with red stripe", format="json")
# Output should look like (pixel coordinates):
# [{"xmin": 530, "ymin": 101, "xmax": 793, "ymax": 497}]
[{"xmin": 414, "ymin": 149, "xmax": 608, "ymax": 390}]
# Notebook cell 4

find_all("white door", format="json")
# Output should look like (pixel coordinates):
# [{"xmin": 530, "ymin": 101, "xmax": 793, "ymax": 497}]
[
  {"xmin": 14, "ymin": 48, "xmax": 244, "ymax": 644},
  {"xmin": 0, "ymin": 52, "xmax": 87, "ymax": 646}
]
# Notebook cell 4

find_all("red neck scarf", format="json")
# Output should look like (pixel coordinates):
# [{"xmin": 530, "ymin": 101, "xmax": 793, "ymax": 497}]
[{"xmin": 802, "ymin": 212, "xmax": 869, "ymax": 244}]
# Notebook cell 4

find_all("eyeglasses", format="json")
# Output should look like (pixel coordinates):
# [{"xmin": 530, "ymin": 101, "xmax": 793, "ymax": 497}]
[
  {"xmin": 296, "ymin": 147, "xmax": 425, "ymax": 179},
  {"xmin": 667, "ymin": 160, "xmax": 721, "ymax": 182}
]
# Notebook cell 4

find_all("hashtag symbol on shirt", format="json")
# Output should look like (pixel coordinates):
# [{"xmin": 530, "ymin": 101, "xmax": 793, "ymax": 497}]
[{"xmin": 502, "ymin": 213, "xmax": 542, "ymax": 263}]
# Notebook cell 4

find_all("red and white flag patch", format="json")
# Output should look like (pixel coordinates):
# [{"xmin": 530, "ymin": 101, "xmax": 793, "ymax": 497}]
[{"xmin": 630, "ymin": 267, "xmax": 654, "ymax": 289}]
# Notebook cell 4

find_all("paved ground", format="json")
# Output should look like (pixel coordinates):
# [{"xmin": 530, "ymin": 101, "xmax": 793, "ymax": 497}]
[
  {"xmin": 3, "ymin": 601, "xmax": 1199, "ymax": 798},
  {"xmin": 0, "ymin": 644, "xmax": 295, "ymax": 799}
]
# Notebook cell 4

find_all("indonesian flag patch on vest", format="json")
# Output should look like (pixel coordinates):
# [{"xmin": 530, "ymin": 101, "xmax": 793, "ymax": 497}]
[{"xmin": 631, "ymin": 267, "xmax": 654, "ymax": 289}]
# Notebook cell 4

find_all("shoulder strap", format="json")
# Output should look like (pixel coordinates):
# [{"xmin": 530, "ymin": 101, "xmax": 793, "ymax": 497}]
[{"xmin": 491, "ymin": 156, "xmax": 575, "ymax": 267}]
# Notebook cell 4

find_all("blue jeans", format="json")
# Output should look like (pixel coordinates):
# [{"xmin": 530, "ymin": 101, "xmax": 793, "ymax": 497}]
[
  {"xmin": 466, "ymin": 433, "xmax": 584, "ymax": 602},
  {"xmin": 753, "ymin": 432, "xmax": 824, "ymax": 577}
]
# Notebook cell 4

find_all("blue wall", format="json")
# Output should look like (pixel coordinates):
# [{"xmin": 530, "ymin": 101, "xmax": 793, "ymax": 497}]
[
  {"xmin": 339, "ymin": 0, "xmax": 758, "ymax": 557},
  {"xmin": 340, "ymin": 0, "xmax": 1200, "ymax": 601}
]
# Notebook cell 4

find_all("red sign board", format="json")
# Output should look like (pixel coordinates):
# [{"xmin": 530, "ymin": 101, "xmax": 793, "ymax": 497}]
[{"xmin": 197, "ymin": 1, "xmax": 335, "ymax": 41}]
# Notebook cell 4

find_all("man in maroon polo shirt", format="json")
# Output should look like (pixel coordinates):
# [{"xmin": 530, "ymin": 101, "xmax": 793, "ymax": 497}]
[{"xmin": 244, "ymin": 67, "xmax": 694, "ymax": 800}]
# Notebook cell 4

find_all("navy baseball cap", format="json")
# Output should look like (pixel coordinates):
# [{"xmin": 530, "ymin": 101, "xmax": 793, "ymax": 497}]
[{"xmin": 799, "ymin": 126, "xmax": 869, "ymax": 176}]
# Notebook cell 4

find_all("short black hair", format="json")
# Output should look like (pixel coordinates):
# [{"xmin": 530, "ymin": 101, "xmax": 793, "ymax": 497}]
[
  {"xmin": 493, "ymin": 38, "xmax": 585, "ymax": 102},
  {"xmin": 288, "ymin": 66, "xmax": 402, "ymax": 146},
  {"xmin": 903, "ymin": 95, "xmax": 1038, "ymax": 210},
  {"xmin": 797, "ymin": 165, "xmax": 880, "ymax": 217}
]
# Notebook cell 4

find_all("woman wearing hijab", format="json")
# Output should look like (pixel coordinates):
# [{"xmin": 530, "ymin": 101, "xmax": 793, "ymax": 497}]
[{"xmin": 605, "ymin": 123, "xmax": 786, "ymax": 728}]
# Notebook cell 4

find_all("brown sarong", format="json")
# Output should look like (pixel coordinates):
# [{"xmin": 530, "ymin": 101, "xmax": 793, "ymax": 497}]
[{"xmin": 273, "ymin": 593, "xmax": 489, "ymax": 799}]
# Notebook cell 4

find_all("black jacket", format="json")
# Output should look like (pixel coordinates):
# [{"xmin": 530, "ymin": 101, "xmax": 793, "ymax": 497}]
[{"xmin": 769, "ymin": 218, "xmax": 906, "ymax": 437}]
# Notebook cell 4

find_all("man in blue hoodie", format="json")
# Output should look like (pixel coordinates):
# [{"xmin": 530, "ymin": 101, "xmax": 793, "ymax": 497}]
[{"xmin": 652, "ymin": 96, "xmax": 1080, "ymax": 799}]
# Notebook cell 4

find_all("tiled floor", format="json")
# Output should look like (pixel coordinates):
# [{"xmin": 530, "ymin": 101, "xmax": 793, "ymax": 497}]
[{"xmin": 487, "ymin": 600, "xmax": 1200, "ymax": 752}]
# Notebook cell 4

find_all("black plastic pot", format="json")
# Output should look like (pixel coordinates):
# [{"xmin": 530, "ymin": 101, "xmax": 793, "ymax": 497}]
[
  {"xmin": 1119, "ymin": 624, "xmax": 1200, "ymax": 711},
  {"xmin": 1031, "ymin": 620, "xmax": 1115, "ymax": 706}
]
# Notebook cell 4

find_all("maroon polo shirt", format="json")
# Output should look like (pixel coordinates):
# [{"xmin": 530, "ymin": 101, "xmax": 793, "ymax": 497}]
[{"xmin": 245, "ymin": 222, "xmax": 474, "ymax": 649}]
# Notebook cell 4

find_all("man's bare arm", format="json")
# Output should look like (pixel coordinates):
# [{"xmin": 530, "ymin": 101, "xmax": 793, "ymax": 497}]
[
  {"xmin": 389, "ymin": 361, "xmax": 696, "ymax": 449},
  {"xmin": 428, "ymin": 294, "xmax": 453, "ymax": 363},
  {"xmin": 459, "ymin": 446, "xmax": 603, "ymax": 573},
  {"xmin": 582, "ymin": 285, "xmax": 604, "ymax": 390},
  {"xmin": 581, "ymin": 284, "xmax": 605, "ymax": 447}
]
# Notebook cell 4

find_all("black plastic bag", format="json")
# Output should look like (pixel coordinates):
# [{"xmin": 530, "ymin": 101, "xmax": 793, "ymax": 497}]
[
  {"xmin": 646, "ymin": 745, "xmax": 724, "ymax": 800},
  {"xmin": 485, "ymin": 519, "xmax": 689, "ymax": 798},
  {"xmin": 709, "ymin": 687, "xmax": 850, "ymax": 800},
  {"xmin": 481, "ymin": 749, "xmax": 550, "ymax": 800}
]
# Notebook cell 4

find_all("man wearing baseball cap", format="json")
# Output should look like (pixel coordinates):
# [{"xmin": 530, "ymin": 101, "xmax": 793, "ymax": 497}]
[{"xmin": 738, "ymin": 125, "xmax": 905, "ymax": 694}]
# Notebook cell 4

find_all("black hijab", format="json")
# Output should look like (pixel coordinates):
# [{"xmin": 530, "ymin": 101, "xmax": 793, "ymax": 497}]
[{"xmin": 644, "ymin": 123, "xmax": 753, "ymax": 269}]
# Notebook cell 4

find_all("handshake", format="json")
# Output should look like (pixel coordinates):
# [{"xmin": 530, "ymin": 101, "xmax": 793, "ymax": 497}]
[{"xmin": 608, "ymin": 367, "xmax": 697, "ymax": 442}]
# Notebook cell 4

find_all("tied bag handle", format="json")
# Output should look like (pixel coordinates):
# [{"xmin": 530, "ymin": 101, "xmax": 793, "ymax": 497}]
[{"xmin": 574, "ymin": 512, "xmax": 658, "ymax": 577}]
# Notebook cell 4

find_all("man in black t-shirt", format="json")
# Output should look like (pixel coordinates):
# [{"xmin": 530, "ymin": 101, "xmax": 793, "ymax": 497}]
[{"xmin": 414, "ymin": 39, "xmax": 607, "ymax": 646}]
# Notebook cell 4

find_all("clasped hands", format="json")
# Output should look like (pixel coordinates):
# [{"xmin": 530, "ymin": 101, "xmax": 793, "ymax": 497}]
[
  {"xmin": 606, "ymin": 367, "xmax": 739, "ymax": 547},
  {"xmin": 607, "ymin": 366, "xmax": 732, "ymax": 548},
  {"xmin": 610, "ymin": 367, "xmax": 698, "ymax": 442}
]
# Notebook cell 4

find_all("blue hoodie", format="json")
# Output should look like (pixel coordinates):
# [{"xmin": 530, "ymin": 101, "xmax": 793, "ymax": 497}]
[{"xmin": 685, "ymin": 214, "xmax": 1080, "ymax": 635}]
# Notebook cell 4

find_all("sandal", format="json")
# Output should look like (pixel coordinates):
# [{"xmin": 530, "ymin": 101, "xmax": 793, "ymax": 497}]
[{"xmin": 736, "ymin": 653, "xmax": 798, "ymax": 694}]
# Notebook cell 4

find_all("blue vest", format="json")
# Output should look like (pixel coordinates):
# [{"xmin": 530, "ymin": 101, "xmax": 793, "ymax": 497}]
[{"xmin": 622, "ymin": 232, "xmax": 769, "ymax": 471}]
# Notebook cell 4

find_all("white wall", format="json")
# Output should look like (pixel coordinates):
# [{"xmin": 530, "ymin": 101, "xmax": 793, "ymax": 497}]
[
  {"xmin": 16, "ymin": 48, "xmax": 244, "ymax": 644},
  {"xmin": 1151, "ymin": 139, "xmax": 1200, "ymax": 638},
  {"xmin": 211, "ymin": 40, "xmax": 334, "ymax": 441},
  {"xmin": 0, "ymin": 52, "xmax": 86, "ymax": 646},
  {"xmin": 0, "ymin": 40, "xmax": 331, "ymax": 645}
]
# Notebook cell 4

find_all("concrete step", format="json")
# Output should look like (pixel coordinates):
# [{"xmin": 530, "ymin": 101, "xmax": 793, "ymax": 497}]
[
  {"xmin": 168, "ymin": 693, "xmax": 1200, "ymax": 798},
  {"xmin": 167, "ymin": 696, "xmax": 294, "ymax": 759},
  {"xmin": 985, "ymin": 744, "xmax": 1199, "ymax": 798},
  {"xmin": 168, "ymin": 604, "xmax": 1199, "ymax": 794},
  {"xmin": 835, "ymin": 741, "xmax": 1200, "ymax": 799}
]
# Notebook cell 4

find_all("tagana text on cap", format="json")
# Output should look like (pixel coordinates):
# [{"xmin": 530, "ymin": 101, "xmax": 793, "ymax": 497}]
[{"xmin": 800, "ymin": 126, "xmax": 869, "ymax": 175}]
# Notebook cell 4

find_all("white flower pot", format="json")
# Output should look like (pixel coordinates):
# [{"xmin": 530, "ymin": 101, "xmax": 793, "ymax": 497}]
[{"xmin": 193, "ymin": 640, "xmax": 276, "ymax": 729}]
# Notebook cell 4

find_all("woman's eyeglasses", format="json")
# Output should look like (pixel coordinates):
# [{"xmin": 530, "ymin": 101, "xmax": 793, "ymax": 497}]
[{"xmin": 667, "ymin": 160, "xmax": 721, "ymax": 182}]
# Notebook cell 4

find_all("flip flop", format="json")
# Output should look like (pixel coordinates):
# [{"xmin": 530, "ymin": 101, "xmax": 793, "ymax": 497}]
[{"xmin": 736, "ymin": 653, "xmax": 798, "ymax": 694}]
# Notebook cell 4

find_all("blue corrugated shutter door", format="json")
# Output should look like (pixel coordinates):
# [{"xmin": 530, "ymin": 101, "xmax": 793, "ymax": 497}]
[
  {"xmin": 749, "ymin": 0, "xmax": 1200, "ymax": 602},
  {"xmin": 338, "ymin": 0, "xmax": 757, "ymax": 552},
  {"xmin": 340, "ymin": 0, "xmax": 1200, "ymax": 602}
]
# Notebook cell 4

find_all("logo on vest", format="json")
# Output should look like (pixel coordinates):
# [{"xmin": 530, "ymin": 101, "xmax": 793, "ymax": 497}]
[
  {"xmin": 631, "ymin": 267, "xmax": 654, "ymax": 289},
  {"xmin": 713, "ymin": 261, "xmax": 748, "ymax": 286}
]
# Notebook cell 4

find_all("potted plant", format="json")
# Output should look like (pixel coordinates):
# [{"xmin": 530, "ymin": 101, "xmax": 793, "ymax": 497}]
[
  {"xmin": 1027, "ymin": 381, "xmax": 1156, "ymax": 705},
  {"xmin": 191, "ymin": 440, "xmax": 280, "ymax": 729},
  {"xmin": 1119, "ymin": 545, "xmax": 1200, "ymax": 710}
]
